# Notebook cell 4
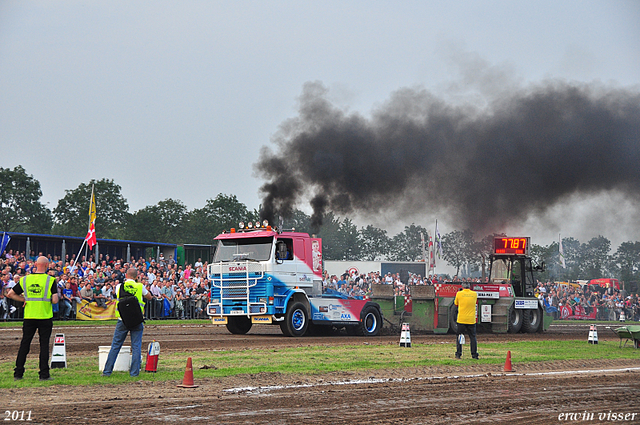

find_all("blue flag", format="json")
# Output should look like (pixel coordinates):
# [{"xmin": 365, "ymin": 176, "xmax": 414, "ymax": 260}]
[
  {"xmin": 0, "ymin": 233, "xmax": 10, "ymax": 255},
  {"xmin": 163, "ymin": 298, "xmax": 171, "ymax": 317}
]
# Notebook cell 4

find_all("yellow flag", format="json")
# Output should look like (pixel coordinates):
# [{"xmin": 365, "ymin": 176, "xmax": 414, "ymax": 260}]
[{"xmin": 89, "ymin": 187, "xmax": 96, "ymax": 224}]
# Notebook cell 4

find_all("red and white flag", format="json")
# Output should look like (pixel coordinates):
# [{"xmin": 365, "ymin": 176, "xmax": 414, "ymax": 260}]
[{"xmin": 85, "ymin": 222, "xmax": 97, "ymax": 249}]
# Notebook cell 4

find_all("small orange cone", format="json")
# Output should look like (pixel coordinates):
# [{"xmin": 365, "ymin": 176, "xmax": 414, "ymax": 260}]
[
  {"xmin": 177, "ymin": 357, "xmax": 199, "ymax": 388},
  {"xmin": 504, "ymin": 350, "xmax": 513, "ymax": 372}
]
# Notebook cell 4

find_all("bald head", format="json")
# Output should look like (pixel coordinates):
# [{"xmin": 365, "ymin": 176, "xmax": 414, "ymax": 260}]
[
  {"xmin": 35, "ymin": 256, "xmax": 49, "ymax": 273},
  {"xmin": 126, "ymin": 267, "xmax": 138, "ymax": 280}
]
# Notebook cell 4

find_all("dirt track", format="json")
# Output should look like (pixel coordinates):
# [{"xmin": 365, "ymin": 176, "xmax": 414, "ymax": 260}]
[{"xmin": 2, "ymin": 322, "xmax": 639, "ymax": 424}]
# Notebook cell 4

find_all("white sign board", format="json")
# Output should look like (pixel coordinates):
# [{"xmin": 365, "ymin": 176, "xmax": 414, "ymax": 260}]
[
  {"xmin": 514, "ymin": 299, "xmax": 539, "ymax": 309},
  {"xmin": 476, "ymin": 291, "xmax": 500, "ymax": 299},
  {"xmin": 481, "ymin": 305, "xmax": 492, "ymax": 322}
]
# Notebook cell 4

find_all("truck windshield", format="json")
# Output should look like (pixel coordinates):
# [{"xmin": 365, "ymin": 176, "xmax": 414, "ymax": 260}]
[
  {"xmin": 213, "ymin": 237, "xmax": 273, "ymax": 262},
  {"xmin": 489, "ymin": 258, "xmax": 511, "ymax": 282}
]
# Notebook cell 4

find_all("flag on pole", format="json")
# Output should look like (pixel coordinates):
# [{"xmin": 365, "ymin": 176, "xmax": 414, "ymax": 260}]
[
  {"xmin": 84, "ymin": 186, "xmax": 97, "ymax": 249},
  {"xmin": 0, "ymin": 232, "xmax": 10, "ymax": 255},
  {"xmin": 420, "ymin": 232, "xmax": 427, "ymax": 263},
  {"xmin": 85, "ymin": 222, "xmax": 97, "ymax": 249},
  {"xmin": 435, "ymin": 220, "xmax": 443, "ymax": 259},
  {"xmin": 429, "ymin": 234, "xmax": 436, "ymax": 269},
  {"xmin": 559, "ymin": 233, "xmax": 566, "ymax": 269},
  {"xmin": 88, "ymin": 187, "xmax": 96, "ymax": 225}
]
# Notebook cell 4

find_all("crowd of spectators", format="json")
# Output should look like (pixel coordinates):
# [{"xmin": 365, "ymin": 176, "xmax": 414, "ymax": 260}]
[
  {"xmin": 0, "ymin": 249, "xmax": 211, "ymax": 321},
  {"xmin": 535, "ymin": 281, "xmax": 640, "ymax": 322},
  {"xmin": 322, "ymin": 268, "xmax": 640, "ymax": 322},
  {"xmin": 2, "ymin": 248, "xmax": 639, "ymax": 323},
  {"xmin": 322, "ymin": 269, "xmax": 479, "ymax": 299}
]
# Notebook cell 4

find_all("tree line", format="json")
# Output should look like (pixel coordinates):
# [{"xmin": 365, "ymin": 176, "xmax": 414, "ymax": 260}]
[{"xmin": 1, "ymin": 166, "xmax": 638, "ymax": 283}]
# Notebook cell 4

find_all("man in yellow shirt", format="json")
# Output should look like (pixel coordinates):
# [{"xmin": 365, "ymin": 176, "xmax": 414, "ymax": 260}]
[{"xmin": 454, "ymin": 281, "xmax": 478, "ymax": 359}]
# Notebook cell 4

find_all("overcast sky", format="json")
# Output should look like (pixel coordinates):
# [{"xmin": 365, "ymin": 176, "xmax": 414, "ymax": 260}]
[{"xmin": 1, "ymin": 1, "xmax": 638, "ymax": 248}]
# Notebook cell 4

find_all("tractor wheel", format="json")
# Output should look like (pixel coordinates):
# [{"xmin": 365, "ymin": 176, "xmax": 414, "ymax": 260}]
[
  {"xmin": 280, "ymin": 302, "xmax": 309, "ymax": 337},
  {"xmin": 507, "ymin": 308, "xmax": 523, "ymax": 334},
  {"xmin": 226, "ymin": 316, "xmax": 252, "ymax": 335},
  {"xmin": 522, "ymin": 308, "xmax": 542, "ymax": 333}
]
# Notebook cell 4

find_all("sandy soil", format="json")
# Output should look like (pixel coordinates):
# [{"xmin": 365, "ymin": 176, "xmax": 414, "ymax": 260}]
[{"xmin": 1, "ymin": 322, "xmax": 639, "ymax": 424}]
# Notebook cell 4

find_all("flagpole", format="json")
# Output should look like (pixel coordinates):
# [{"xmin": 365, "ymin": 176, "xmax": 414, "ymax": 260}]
[
  {"xmin": 87, "ymin": 185, "xmax": 95, "ymax": 261},
  {"xmin": 434, "ymin": 219, "xmax": 442, "ymax": 274},
  {"xmin": 70, "ymin": 185, "xmax": 95, "ymax": 274},
  {"xmin": 426, "ymin": 231, "xmax": 432, "ymax": 276},
  {"xmin": 434, "ymin": 220, "xmax": 437, "ymax": 274},
  {"xmin": 558, "ymin": 233, "xmax": 566, "ymax": 269}
]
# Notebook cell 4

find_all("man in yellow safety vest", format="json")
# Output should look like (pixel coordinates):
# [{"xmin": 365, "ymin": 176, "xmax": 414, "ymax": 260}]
[{"xmin": 7, "ymin": 256, "xmax": 59, "ymax": 381}]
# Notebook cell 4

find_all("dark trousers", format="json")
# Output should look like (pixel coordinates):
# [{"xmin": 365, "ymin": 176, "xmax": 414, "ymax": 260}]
[
  {"xmin": 456, "ymin": 322, "xmax": 478, "ymax": 359},
  {"xmin": 15, "ymin": 318, "xmax": 53, "ymax": 379}
]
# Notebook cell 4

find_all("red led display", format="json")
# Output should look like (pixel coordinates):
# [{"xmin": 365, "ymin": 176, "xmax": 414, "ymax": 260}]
[{"xmin": 493, "ymin": 237, "xmax": 530, "ymax": 255}]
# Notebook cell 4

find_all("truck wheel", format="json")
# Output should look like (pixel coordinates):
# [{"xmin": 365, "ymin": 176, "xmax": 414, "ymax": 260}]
[
  {"xmin": 280, "ymin": 302, "xmax": 309, "ymax": 337},
  {"xmin": 507, "ymin": 308, "xmax": 523, "ymax": 334},
  {"xmin": 449, "ymin": 305, "xmax": 460, "ymax": 334},
  {"xmin": 522, "ymin": 308, "xmax": 542, "ymax": 333},
  {"xmin": 360, "ymin": 305, "xmax": 382, "ymax": 336},
  {"xmin": 226, "ymin": 316, "xmax": 252, "ymax": 335}
]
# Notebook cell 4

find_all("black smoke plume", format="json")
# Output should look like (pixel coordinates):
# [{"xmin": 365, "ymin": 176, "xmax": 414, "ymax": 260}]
[{"xmin": 255, "ymin": 80, "xmax": 640, "ymax": 233}]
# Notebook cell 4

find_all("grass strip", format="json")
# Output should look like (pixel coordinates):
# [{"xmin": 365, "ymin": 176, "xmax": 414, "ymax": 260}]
[{"xmin": 1, "ymin": 339, "xmax": 637, "ymax": 388}]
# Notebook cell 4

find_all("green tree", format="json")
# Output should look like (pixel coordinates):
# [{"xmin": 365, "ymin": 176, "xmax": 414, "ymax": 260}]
[
  {"xmin": 0, "ymin": 165, "xmax": 52, "ymax": 233},
  {"xmin": 529, "ymin": 242, "xmax": 559, "ymax": 282},
  {"xmin": 126, "ymin": 208, "xmax": 163, "ymax": 242},
  {"xmin": 389, "ymin": 224, "xmax": 428, "ymax": 261},
  {"xmin": 336, "ymin": 218, "xmax": 361, "ymax": 261},
  {"xmin": 559, "ymin": 237, "xmax": 581, "ymax": 281},
  {"xmin": 359, "ymin": 225, "xmax": 391, "ymax": 261},
  {"xmin": 126, "ymin": 199, "xmax": 187, "ymax": 243},
  {"xmin": 578, "ymin": 236, "xmax": 611, "ymax": 279},
  {"xmin": 473, "ymin": 233, "xmax": 506, "ymax": 279},
  {"xmin": 182, "ymin": 194, "xmax": 255, "ymax": 244},
  {"xmin": 441, "ymin": 229, "xmax": 475, "ymax": 276},
  {"xmin": 285, "ymin": 209, "xmax": 312, "ymax": 235},
  {"xmin": 53, "ymin": 179, "xmax": 129, "ymax": 239},
  {"xmin": 612, "ymin": 241, "xmax": 640, "ymax": 286},
  {"xmin": 316, "ymin": 212, "xmax": 342, "ymax": 260}
]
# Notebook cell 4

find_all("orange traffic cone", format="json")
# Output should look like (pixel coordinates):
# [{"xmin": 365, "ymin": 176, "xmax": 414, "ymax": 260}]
[
  {"xmin": 504, "ymin": 350, "xmax": 513, "ymax": 372},
  {"xmin": 177, "ymin": 357, "xmax": 199, "ymax": 388}
]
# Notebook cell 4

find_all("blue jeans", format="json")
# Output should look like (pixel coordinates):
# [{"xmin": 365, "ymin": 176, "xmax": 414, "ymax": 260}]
[
  {"xmin": 61, "ymin": 300, "xmax": 72, "ymax": 319},
  {"xmin": 102, "ymin": 320, "xmax": 143, "ymax": 377}
]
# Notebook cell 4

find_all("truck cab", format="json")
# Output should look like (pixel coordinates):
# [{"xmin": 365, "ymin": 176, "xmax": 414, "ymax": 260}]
[{"xmin": 206, "ymin": 222, "xmax": 383, "ymax": 337}]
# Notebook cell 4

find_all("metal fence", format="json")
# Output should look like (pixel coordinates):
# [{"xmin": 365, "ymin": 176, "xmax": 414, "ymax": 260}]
[{"xmin": 0, "ymin": 298, "xmax": 209, "ymax": 322}]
